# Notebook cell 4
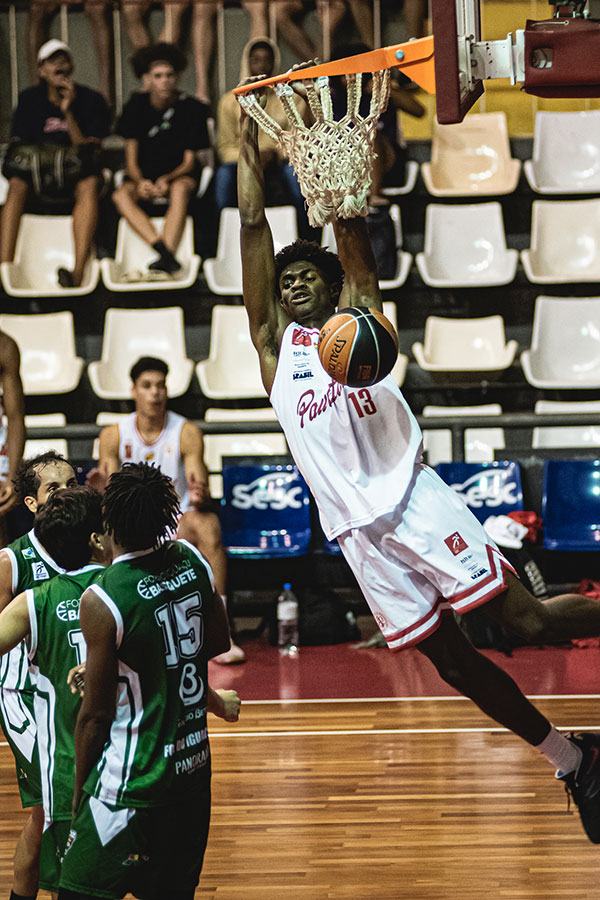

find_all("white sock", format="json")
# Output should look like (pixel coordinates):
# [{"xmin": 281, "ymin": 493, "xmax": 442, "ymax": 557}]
[{"xmin": 534, "ymin": 725, "xmax": 582, "ymax": 775}]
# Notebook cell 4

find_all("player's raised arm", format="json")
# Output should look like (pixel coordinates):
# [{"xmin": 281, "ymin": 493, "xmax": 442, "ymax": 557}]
[
  {"xmin": 238, "ymin": 88, "xmax": 289, "ymax": 393},
  {"xmin": 333, "ymin": 216, "xmax": 383, "ymax": 313}
]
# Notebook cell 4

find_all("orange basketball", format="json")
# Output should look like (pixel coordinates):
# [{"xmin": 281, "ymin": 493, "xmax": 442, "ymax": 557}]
[{"xmin": 318, "ymin": 307, "xmax": 398, "ymax": 387}]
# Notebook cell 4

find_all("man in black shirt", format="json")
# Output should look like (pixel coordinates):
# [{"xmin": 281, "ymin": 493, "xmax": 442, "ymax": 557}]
[
  {"xmin": 113, "ymin": 43, "xmax": 211, "ymax": 276},
  {"xmin": 0, "ymin": 39, "xmax": 110, "ymax": 288}
]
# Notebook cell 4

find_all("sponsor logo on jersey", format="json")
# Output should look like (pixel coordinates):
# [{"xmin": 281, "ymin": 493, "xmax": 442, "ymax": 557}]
[
  {"xmin": 31, "ymin": 561, "xmax": 49, "ymax": 581},
  {"xmin": 470, "ymin": 567, "xmax": 487, "ymax": 580},
  {"xmin": 56, "ymin": 597, "xmax": 80, "ymax": 622},
  {"xmin": 374, "ymin": 613, "xmax": 387, "ymax": 631},
  {"xmin": 122, "ymin": 853, "xmax": 150, "ymax": 867},
  {"xmin": 63, "ymin": 829, "xmax": 77, "ymax": 856},
  {"xmin": 449, "ymin": 470, "xmax": 520, "ymax": 509},
  {"xmin": 293, "ymin": 370, "xmax": 313, "ymax": 380},
  {"xmin": 21, "ymin": 547, "xmax": 35, "ymax": 559},
  {"xmin": 137, "ymin": 559, "xmax": 197, "ymax": 599},
  {"xmin": 232, "ymin": 472, "xmax": 304, "ymax": 510},
  {"xmin": 124, "ymin": 443, "xmax": 132, "ymax": 460},
  {"xmin": 296, "ymin": 381, "xmax": 344, "ymax": 428},
  {"xmin": 444, "ymin": 532, "xmax": 468, "ymax": 556},
  {"xmin": 292, "ymin": 328, "xmax": 312, "ymax": 346}
]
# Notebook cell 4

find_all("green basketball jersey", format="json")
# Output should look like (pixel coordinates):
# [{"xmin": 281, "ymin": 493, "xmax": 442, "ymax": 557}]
[
  {"xmin": 1, "ymin": 530, "xmax": 65, "ymax": 691},
  {"xmin": 84, "ymin": 539, "xmax": 215, "ymax": 809},
  {"xmin": 27, "ymin": 564, "xmax": 105, "ymax": 821}
]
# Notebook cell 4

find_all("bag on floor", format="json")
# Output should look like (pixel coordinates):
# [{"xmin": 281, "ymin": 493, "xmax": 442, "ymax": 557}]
[{"xmin": 298, "ymin": 587, "xmax": 360, "ymax": 646}]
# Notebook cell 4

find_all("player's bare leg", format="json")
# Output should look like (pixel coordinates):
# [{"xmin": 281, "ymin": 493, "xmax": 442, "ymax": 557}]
[
  {"xmin": 12, "ymin": 804, "xmax": 44, "ymax": 898},
  {"xmin": 486, "ymin": 570, "xmax": 600, "ymax": 642}
]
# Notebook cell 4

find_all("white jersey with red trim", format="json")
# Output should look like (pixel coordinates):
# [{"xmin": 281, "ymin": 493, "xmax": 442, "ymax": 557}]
[
  {"xmin": 270, "ymin": 322, "xmax": 423, "ymax": 540},
  {"xmin": 118, "ymin": 411, "xmax": 190, "ymax": 511}
]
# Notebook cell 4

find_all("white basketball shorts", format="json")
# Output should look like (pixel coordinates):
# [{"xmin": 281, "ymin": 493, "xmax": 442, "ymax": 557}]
[{"xmin": 337, "ymin": 464, "xmax": 515, "ymax": 650}]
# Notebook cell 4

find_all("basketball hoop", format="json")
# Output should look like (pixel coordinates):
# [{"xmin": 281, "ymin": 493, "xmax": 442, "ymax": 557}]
[{"xmin": 237, "ymin": 70, "xmax": 391, "ymax": 227}]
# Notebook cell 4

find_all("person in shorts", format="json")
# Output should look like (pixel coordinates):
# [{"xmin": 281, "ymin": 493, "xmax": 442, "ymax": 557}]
[
  {"xmin": 237, "ymin": 75, "xmax": 600, "ymax": 844},
  {"xmin": 58, "ymin": 462, "xmax": 236, "ymax": 899},
  {"xmin": 0, "ymin": 451, "xmax": 78, "ymax": 900}
]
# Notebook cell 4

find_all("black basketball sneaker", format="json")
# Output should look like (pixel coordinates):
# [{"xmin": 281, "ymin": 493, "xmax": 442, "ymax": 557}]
[{"xmin": 558, "ymin": 732, "xmax": 600, "ymax": 843}]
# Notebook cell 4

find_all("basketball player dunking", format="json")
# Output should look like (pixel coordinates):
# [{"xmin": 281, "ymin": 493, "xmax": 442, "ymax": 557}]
[{"xmin": 237, "ymin": 78, "xmax": 600, "ymax": 842}]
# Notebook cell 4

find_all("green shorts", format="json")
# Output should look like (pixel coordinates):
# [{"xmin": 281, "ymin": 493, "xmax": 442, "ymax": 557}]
[
  {"xmin": 0, "ymin": 687, "xmax": 42, "ymax": 807},
  {"xmin": 40, "ymin": 819, "xmax": 71, "ymax": 893},
  {"xmin": 59, "ymin": 787, "xmax": 212, "ymax": 899}
]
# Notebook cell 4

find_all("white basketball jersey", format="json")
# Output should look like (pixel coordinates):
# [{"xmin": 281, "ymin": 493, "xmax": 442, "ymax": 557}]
[
  {"xmin": 118, "ymin": 411, "xmax": 190, "ymax": 511},
  {"xmin": 270, "ymin": 322, "xmax": 423, "ymax": 540}
]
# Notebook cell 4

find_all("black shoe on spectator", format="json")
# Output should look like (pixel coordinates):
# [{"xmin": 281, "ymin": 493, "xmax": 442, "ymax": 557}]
[
  {"xmin": 57, "ymin": 267, "xmax": 75, "ymax": 288},
  {"xmin": 150, "ymin": 240, "xmax": 181, "ymax": 274}
]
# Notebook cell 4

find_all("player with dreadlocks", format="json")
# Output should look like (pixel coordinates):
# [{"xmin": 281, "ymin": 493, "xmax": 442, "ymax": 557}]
[{"xmin": 58, "ymin": 462, "xmax": 239, "ymax": 900}]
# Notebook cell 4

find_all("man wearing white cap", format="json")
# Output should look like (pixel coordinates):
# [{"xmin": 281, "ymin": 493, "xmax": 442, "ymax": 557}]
[{"xmin": 0, "ymin": 39, "xmax": 110, "ymax": 289}]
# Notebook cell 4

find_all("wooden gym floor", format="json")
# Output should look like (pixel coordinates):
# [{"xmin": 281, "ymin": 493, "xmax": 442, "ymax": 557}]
[{"xmin": 1, "ymin": 636, "xmax": 600, "ymax": 897}]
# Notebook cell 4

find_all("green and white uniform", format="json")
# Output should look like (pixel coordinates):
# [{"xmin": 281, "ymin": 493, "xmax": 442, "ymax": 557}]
[
  {"xmin": 0, "ymin": 529, "xmax": 64, "ymax": 806},
  {"xmin": 60, "ymin": 539, "xmax": 217, "ymax": 900},
  {"xmin": 26, "ymin": 563, "xmax": 104, "ymax": 892}
]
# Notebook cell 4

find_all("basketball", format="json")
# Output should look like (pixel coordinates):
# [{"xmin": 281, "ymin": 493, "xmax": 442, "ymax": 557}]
[{"xmin": 317, "ymin": 307, "xmax": 398, "ymax": 388}]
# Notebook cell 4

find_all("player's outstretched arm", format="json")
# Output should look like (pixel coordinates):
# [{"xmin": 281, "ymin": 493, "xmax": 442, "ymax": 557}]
[
  {"xmin": 0, "ymin": 591, "xmax": 30, "ymax": 656},
  {"xmin": 73, "ymin": 588, "xmax": 117, "ymax": 813},
  {"xmin": 333, "ymin": 216, "xmax": 383, "ymax": 313},
  {"xmin": 0, "ymin": 332, "xmax": 25, "ymax": 515},
  {"xmin": 180, "ymin": 421, "xmax": 211, "ymax": 508},
  {"xmin": 238, "ymin": 89, "xmax": 288, "ymax": 395}
]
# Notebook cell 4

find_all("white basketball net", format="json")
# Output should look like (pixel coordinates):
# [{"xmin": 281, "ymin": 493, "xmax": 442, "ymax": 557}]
[{"xmin": 237, "ymin": 70, "xmax": 391, "ymax": 227}]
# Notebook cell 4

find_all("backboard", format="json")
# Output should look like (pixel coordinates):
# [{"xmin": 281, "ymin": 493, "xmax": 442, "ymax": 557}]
[{"xmin": 431, "ymin": 0, "xmax": 484, "ymax": 124}]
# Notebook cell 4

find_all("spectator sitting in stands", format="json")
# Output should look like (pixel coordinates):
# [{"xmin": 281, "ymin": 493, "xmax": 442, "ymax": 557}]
[
  {"xmin": 0, "ymin": 40, "xmax": 110, "ymax": 289},
  {"xmin": 112, "ymin": 42, "xmax": 211, "ymax": 279},
  {"xmin": 215, "ymin": 37, "xmax": 315, "ymax": 239},
  {"xmin": 28, "ymin": 0, "xmax": 113, "ymax": 104}
]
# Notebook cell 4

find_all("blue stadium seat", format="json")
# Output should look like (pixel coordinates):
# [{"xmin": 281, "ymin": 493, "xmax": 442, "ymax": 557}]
[
  {"xmin": 221, "ymin": 462, "xmax": 311, "ymax": 558},
  {"xmin": 435, "ymin": 461, "xmax": 524, "ymax": 524},
  {"xmin": 542, "ymin": 460, "xmax": 600, "ymax": 550}
]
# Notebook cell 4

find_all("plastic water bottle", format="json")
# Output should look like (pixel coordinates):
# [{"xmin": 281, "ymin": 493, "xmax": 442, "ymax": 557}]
[{"xmin": 277, "ymin": 584, "xmax": 299, "ymax": 657}]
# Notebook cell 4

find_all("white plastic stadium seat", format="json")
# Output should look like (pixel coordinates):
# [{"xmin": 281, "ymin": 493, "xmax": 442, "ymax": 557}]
[
  {"xmin": 204, "ymin": 206, "xmax": 298, "ymax": 296},
  {"xmin": 24, "ymin": 413, "xmax": 68, "ymax": 458},
  {"xmin": 0, "ymin": 312, "xmax": 84, "ymax": 395},
  {"xmin": 321, "ymin": 205, "xmax": 412, "ymax": 290},
  {"xmin": 413, "ymin": 315, "xmax": 517, "ymax": 373},
  {"xmin": 0, "ymin": 214, "xmax": 99, "ymax": 298},
  {"xmin": 422, "ymin": 404, "xmax": 505, "ymax": 466},
  {"xmin": 533, "ymin": 400, "xmax": 600, "ymax": 449},
  {"xmin": 0, "ymin": 174, "xmax": 8, "ymax": 205},
  {"xmin": 88, "ymin": 307, "xmax": 194, "ymax": 400},
  {"xmin": 382, "ymin": 160, "xmax": 419, "ymax": 197},
  {"xmin": 203, "ymin": 407, "xmax": 287, "ymax": 497},
  {"xmin": 521, "ymin": 198, "xmax": 600, "ymax": 284},
  {"xmin": 416, "ymin": 202, "xmax": 517, "ymax": 287},
  {"xmin": 196, "ymin": 306, "xmax": 267, "ymax": 400},
  {"xmin": 521, "ymin": 296, "xmax": 600, "ymax": 389},
  {"xmin": 100, "ymin": 217, "xmax": 200, "ymax": 291},
  {"xmin": 381, "ymin": 301, "xmax": 408, "ymax": 386},
  {"xmin": 421, "ymin": 113, "xmax": 521, "ymax": 197},
  {"xmin": 524, "ymin": 111, "xmax": 600, "ymax": 194}
]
